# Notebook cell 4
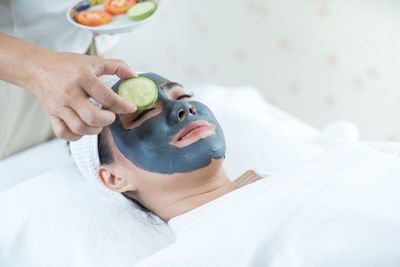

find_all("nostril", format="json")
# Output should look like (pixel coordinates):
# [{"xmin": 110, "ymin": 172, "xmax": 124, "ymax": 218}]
[
  {"xmin": 178, "ymin": 109, "xmax": 186, "ymax": 122},
  {"xmin": 189, "ymin": 107, "xmax": 196, "ymax": 115}
]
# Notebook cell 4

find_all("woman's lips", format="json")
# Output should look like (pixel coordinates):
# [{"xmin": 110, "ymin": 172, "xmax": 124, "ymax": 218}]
[
  {"xmin": 177, "ymin": 120, "xmax": 210, "ymax": 141},
  {"xmin": 170, "ymin": 120, "xmax": 216, "ymax": 148}
]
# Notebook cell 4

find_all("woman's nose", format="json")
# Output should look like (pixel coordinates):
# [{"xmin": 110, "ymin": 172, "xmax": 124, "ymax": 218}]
[{"xmin": 169, "ymin": 101, "xmax": 196, "ymax": 124}]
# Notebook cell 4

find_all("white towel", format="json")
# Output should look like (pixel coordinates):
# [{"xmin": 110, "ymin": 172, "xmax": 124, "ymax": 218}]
[{"xmin": 0, "ymin": 164, "xmax": 174, "ymax": 267}]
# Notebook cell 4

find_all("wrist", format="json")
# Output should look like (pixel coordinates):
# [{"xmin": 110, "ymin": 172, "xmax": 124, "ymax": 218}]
[{"xmin": 20, "ymin": 46, "xmax": 53, "ymax": 95}]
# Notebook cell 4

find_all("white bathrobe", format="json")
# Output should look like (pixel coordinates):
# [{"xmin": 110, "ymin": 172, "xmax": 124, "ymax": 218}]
[{"xmin": 135, "ymin": 142, "xmax": 400, "ymax": 267}]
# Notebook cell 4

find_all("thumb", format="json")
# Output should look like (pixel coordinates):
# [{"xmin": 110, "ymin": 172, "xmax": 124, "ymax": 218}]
[{"xmin": 96, "ymin": 58, "xmax": 137, "ymax": 79}]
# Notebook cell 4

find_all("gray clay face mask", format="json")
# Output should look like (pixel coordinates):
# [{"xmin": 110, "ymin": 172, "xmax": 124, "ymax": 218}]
[{"xmin": 108, "ymin": 72, "xmax": 226, "ymax": 174}]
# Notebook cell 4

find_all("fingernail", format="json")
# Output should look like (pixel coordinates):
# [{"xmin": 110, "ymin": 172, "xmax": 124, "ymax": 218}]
[{"xmin": 130, "ymin": 105, "xmax": 137, "ymax": 112}]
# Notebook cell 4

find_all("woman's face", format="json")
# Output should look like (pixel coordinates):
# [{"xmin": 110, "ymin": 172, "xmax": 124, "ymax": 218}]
[
  {"xmin": 108, "ymin": 72, "xmax": 226, "ymax": 174},
  {"xmin": 98, "ymin": 73, "xmax": 226, "ymax": 210}
]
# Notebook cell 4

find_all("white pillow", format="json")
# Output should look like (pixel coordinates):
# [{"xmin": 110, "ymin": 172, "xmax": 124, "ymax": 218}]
[
  {"xmin": 0, "ymin": 164, "xmax": 174, "ymax": 267},
  {"xmin": 0, "ymin": 138, "xmax": 73, "ymax": 192}
]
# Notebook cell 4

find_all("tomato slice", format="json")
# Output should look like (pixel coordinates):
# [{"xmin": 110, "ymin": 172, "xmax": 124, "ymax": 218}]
[
  {"xmin": 103, "ymin": 0, "xmax": 136, "ymax": 15},
  {"xmin": 76, "ymin": 10, "xmax": 112, "ymax": 26}
]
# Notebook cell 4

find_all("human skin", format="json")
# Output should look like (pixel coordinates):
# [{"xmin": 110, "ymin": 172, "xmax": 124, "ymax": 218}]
[
  {"xmin": 109, "ymin": 73, "xmax": 226, "ymax": 174},
  {"xmin": 0, "ymin": 32, "xmax": 137, "ymax": 141},
  {"xmin": 97, "ymin": 83, "xmax": 238, "ymax": 221}
]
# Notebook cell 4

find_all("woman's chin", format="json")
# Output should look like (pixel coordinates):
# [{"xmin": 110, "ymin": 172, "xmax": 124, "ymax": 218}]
[{"xmin": 183, "ymin": 158, "xmax": 225, "ymax": 177}]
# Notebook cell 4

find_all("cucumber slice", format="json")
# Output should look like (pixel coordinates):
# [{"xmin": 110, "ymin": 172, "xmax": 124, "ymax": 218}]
[
  {"xmin": 118, "ymin": 77, "xmax": 158, "ymax": 110},
  {"xmin": 127, "ymin": 1, "xmax": 157, "ymax": 21}
]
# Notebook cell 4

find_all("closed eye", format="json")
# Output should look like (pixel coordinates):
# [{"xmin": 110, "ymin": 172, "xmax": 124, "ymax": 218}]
[
  {"xmin": 176, "ymin": 93, "xmax": 194, "ymax": 100},
  {"xmin": 133, "ymin": 108, "xmax": 156, "ymax": 122}
]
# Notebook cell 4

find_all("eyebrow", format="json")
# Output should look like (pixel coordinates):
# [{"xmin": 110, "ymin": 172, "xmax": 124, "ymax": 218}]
[{"xmin": 160, "ymin": 81, "xmax": 183, "ymax": 91}]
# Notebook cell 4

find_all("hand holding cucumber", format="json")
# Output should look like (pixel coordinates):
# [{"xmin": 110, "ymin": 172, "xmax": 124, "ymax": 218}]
[{"xmin": 25, "ymin": 48, "xmax": 138, "ymax": 141}]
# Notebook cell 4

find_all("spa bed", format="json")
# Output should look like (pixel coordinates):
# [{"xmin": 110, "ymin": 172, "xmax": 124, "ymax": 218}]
[{"xmin": 2, "ymin": 85, "xmax": 398, "ymax": 267}]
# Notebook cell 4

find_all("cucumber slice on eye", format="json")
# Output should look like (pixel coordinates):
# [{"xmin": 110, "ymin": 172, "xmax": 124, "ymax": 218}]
[
  {"xmin": 127, "ymin": 1, "xmax": 157, "ymax": 21},
  {"xmin": 118, "ymin": 77, "xmax": 158, "ymax": 110}
]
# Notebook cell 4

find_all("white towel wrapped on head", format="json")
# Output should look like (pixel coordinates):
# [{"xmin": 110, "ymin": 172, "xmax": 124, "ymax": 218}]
[{"xmin": 69, "ymin": 134, "xmax": 121, "ymax": 198}]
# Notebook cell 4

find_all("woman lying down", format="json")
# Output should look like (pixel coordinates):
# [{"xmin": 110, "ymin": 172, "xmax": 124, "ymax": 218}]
[{"xmin": 70, "ymin": 73, "xmax": 400, "ymax": 267}]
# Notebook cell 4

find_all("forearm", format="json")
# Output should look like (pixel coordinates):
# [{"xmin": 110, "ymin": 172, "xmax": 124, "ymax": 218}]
[{"xmin": 0, "ymin": 32, "xmax": 51, "ymax": 92}]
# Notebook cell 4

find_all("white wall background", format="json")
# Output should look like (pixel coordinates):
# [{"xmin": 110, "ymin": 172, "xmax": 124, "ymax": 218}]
[{"xmin": 112, "ymin": 0, "xmax": 400, "ymax": 141}]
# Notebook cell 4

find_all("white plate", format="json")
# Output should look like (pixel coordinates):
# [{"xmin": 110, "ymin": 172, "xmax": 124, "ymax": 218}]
[{"xmin": 66, "ymin": 1, "xmax": 158, "ymax": 35}]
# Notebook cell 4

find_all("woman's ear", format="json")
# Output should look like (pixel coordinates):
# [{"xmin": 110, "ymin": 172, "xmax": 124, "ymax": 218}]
[{"xmin": 97, "ymin": 166, "xmax": 136, "ymax": 193}]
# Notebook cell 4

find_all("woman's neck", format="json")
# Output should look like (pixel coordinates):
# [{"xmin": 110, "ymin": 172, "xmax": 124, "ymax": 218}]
[{"xmin": 154, "ymin": 167, "xmax": 238, "ymax": 221}]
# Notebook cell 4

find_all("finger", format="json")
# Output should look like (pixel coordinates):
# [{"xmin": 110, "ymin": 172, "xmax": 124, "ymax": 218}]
[
  {"xmin": 96, "ymin": 58, "xmax": 137, "ymax": 79},
  {"xmin": 60, "ymin": 106, "xmax": 103, "ymax": 135},
  {"xmin": 82, "ymin": 74, "xmax": 137, "ymax": 114},
  {"xmin": 50, "ymin": 116, "xmax": 82, "ymax": 141},
  {"xmin": 71, "ymin": 97, "xmax": 116, "ymax": 127}
]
